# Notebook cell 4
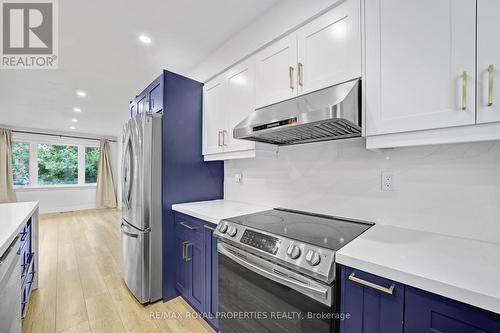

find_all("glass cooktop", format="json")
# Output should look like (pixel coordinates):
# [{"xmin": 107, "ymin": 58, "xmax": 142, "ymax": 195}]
[{"xmin": 224, "ymin": 208, "xmax": 374, "ymax": 251}]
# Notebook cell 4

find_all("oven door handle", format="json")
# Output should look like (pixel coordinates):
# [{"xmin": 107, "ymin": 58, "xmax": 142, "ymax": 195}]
[{"xmin": 218, "ymin": 243, "xmax": 329, "ymax": 301}]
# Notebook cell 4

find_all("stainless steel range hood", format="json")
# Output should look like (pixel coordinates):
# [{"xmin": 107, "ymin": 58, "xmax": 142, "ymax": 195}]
[{"xmin": 234, "ymin": 79, "xmax": 361, "ymax": 146}]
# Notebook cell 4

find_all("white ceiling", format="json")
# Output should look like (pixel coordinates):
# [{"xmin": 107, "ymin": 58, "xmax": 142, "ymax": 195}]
[{"xmin": 0, "ymin": 0, "xmax": 280, "ymax": 137}]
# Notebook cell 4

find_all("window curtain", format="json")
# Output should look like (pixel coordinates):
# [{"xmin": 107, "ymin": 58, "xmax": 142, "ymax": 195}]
[
  {"xmin": 0, "ymin": 128, "xmax": 16, "ymax": 203},
  {"xmin": 96, "ymin": 139, "xmax": 117, "ymax": 208}
]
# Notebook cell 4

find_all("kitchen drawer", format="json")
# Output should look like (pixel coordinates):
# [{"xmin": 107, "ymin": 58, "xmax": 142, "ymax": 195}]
[
  {"xmin": 405, "ymin": 286, "xmax": 500, "ymax": 332},
  {"xmin": 22, "ymin": 255, "xmax": 35, "ymax": 287},
  {"xmin": 175, "ymin": 213, "xmax": 205, "ymax": 240},
  {"xmin": 21, "ymin": 259, "xmax": 35, "ymax": 318},
  {"xmin": 341, "ymin": 266, "xmax": 404, "ymax": 333}
]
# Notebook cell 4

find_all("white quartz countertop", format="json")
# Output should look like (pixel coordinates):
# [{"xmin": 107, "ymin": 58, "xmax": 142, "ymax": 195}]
[
  {"xmin": 0, "ymin": 201, "xmax": 38, "ymax": 256},
  {"xmin": 172, "ymin": 200, "xmax": 270, "ymax": 225},
  {"xmin": 336, "ymin": 224, "xmax": 500, "ymax": 314}
]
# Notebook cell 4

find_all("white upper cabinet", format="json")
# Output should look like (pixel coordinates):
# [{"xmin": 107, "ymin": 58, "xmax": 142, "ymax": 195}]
[
  {"xmin": 365, "ymin": 0, "xmax": 476, "ymax": 136},
  {"xmin": 477, "ymin": 0, "xmax": 500, "ymax": 124},
  {"xmin": 297, "ymin": 0, "xmax": 361, "ymax": 95},
  {"xmin": 203, "ymin": 58, "xmax": 256, "ymax": 161},
  {"xmin": 255, "ymin": 0, "xmax": 362, "ymax": 109},
  {"xmin": 203, "ymin": 76, "xmax": 226, "ymax": 156},
  {"xmin": 255, "ymin": 34, "xmax": 297, "ymax": 109},
  {"xmin": 225, "ymin": 60, "xmax": 256, "ymax": 153}
]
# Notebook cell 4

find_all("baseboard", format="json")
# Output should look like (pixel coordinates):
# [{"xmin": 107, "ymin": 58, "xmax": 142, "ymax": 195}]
[{"xmin": 39, "ymin": 204, "xmax": 97, "ymax": 214}]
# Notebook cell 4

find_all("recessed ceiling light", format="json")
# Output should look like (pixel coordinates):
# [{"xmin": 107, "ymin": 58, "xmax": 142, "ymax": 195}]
[
  {"xmin": 71, "ymin": 118, "xmax": 78, "ymax": 123},
  {"xmin": 139, "ymin": 35, "xmax": 152, "ymax": 44},
  {"xmin": 69, "ymin": 126, "xmax": 76, "ymax": 130},
  {"xmin": 76, "ymin": 90, "xmax": 87, "ymax": 97},
  {"xmin": 73, "ymin": 107, "xmax": 82, "ymax": 112}
]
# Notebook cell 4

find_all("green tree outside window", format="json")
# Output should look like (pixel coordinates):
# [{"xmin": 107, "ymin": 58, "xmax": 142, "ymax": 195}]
[
  {"xmin": 38, "ymin": 144, "xmax": 78, "ymax": 185},
  {"xmin": 85, "ymin": 147, "xmax": 100, "ymax": 183},
  {"xmin": 12, "ymin": 141, "xmax": 30, "ymax": 185}
]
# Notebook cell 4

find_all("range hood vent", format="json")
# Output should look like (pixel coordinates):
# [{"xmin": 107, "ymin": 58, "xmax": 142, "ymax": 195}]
[{"xmin": 233, "ymin": 79, "xmax": 361, "ymax": 146}]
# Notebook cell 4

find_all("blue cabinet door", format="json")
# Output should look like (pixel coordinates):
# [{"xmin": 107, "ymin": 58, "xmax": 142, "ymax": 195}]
[
  {"xmin": 149, "ymin": 82, "xmax": 163, "ymax": 113},
  {"xmin": 174, "ymin": 229, "xmax": 190, "ymax": 296},
  {"xmin": 340, "ymin": 266, "xmax": 404, "ymax": 333},
  {"xmin": 186, "ymin": 233, "xmax": 206, "ymax": 312},
  {"xmin": 174, "ymin": 213, "xmax": 206, "ymax": 312},
  {"xmin": 204, "ymin": 224, "xmax": 218, "ymax": 328},
  {"xmin": 129, "ymin": 100, "xmax": 137, "ymax": 118},
  {"xmin": 405, "ymin": 286, "xmax": 500, "ymax": 333}
]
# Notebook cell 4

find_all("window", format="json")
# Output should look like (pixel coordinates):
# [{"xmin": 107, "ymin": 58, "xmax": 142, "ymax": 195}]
[
  {"xmin": 85, "ymin": 147, "xmax": 100, "ymax": 184},
  {"xmin": 11, "ymin": 137, "xmax": 107, "ymax": 188},
  {"xmin": 12, "ymin": 141, "xmax": 30, "ymax": 185},
  {"xmin": 38, "ymin": 144, "xmax": 78, "ymax": 185}
]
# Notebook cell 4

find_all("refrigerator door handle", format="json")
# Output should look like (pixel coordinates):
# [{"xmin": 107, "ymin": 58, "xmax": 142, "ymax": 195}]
[
  {"xmin": 121, "ymin": 224, "xmax": 139, "ymax": 238},
  {"xmin": 121, "ymin": 135, "xmax": 133, "ymax": 210}
]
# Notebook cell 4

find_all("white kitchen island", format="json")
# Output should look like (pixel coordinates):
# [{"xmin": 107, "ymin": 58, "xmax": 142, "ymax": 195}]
[{"xmin": 0, "ymin": 201, "xmax": 39, "ymax": 332}]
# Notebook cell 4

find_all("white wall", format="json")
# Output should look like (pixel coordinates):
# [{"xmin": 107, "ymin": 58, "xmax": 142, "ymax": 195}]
[
  {"xmin": 189, "ymin": 0, "xmax": 342, "ymax": 82},
  {"xmin": 16, "ymin": 186, "xmax": 99, "ymax": 213},
  {"xmin": 225, "ymin": 139, "xmax": 500, "ymax": 244},
  {"xmin": 12, "ymin": 130, "xmax": 119, "ymax": 214}
]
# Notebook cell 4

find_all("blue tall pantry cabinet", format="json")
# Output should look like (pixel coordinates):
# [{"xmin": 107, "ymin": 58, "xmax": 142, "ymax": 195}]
[{"xmin": 129, "ymin": 70, "xmax": 224, "ymax": 302}]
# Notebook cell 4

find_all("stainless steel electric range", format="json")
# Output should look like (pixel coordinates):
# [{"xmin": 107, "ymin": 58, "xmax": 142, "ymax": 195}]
[{"xmin": 213, "ymin": 208, "xmax": 374, "ymax": 333}]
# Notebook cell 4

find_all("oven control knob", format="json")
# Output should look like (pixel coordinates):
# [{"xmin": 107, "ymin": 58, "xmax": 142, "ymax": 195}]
[
  {"xmin": 227, "ymin": 226, "xmax": 238, "ymax": 237},
  {"xmin": 218, "ymin": 223, "xmax": 228, "ymax": 234},
  {"xmin": 286, "ymin": 245, "xmax": 301, "ymax": 259},
  {"xmin": 306, "ymin": 250, "xmax": 321, "ymax": 266}
]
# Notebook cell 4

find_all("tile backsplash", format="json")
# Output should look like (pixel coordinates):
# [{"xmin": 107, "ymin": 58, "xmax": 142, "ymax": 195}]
[{"xmin": 225, "ymin": 138, "xmax": 500, "ymax": 244}]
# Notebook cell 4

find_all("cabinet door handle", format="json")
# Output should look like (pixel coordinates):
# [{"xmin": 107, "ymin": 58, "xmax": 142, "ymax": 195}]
[
  {"xmin": 222, "ymin": 130, "xmax": 228, "ymax": 146},
  {"xmin": 203, "ymin": 224, "xmax": 216, "ymax": 231},
  {"xmin": 184, "ymin": 243, "xmax": 192, "ymax": 262},
  {"xmin": 488, "ymin": 64, "xmax": 494, "ymax": 107},
  {"xmin": 462, "ymin": 71, "xmax": 467, "ymax": 110},
  {"xmin": 182, "ymin": 241, "xmax": 189, "ymax": 260},
  {"xmin": 179, "ymin": 222, "xmax": 196, "ymax": 230},
  {"xmin": 289, "ymin": 66, "xmax": 295, "ymax": 90},
  {"xmin": 298, "ymin": 62, "xmax": 303, "ymax": 87},
  {"xmin": 348, "ymin": 273, "xmax": 395, "ymax": 295}
]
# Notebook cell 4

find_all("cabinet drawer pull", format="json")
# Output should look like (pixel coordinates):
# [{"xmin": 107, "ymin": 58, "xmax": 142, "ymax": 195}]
[
  {"xmin": 217, "ymin": 131, "xmax": 222, "ymax": 147},
  {"xmin": 298, "ymin": 62, "xmax": 303, "ymax": 87},
  {"xmin": 488, "ymin": 64, "xmax": 494, "ymax": 107},
  {"xmin": 179, "ymin": 222, "xmax": 197, "ymax": 230},
  {"xmin": 203, "ymin": 224, "xmax": 216, "ymax": 231},
  {"xmin": 348, "ymin": 273, "xmax": 395, "ymax": 295},
  {"xmin": 289, "ymin": 66, "xmax": 295, "ymax": 90},
  {"xmin": 462, "ymin": 71, "xmax": 467, "ymax": 110}
]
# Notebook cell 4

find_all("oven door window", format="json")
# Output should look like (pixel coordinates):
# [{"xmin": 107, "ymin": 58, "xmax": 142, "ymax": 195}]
[{"xmin": 219, "ymin": 253, "xmax": 333, "ymax": 333}]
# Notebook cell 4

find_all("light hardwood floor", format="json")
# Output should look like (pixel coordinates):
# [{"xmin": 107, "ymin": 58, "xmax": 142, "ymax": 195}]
[{"xmin": 22, "ymin": 209, "xmax": 215, "ymax": 333}]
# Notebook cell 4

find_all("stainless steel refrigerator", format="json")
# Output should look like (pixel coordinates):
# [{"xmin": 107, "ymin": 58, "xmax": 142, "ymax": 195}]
[{"xmin": 121, "ymin": 112, "xmax": 162, "ymax": 304}]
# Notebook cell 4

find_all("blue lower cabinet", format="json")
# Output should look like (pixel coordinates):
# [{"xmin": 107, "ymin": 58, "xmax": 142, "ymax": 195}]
[
  {"xmin": 20, "ymin": 217, "xmax": 35, "ymax": 318},
  {"xmin": 405, "ymin": 286, "xmax": 500, "ymax": 333},
  {"xmin": 340, "ymin": 266, "xmax": 404, "ymax": 333},
  {"xmin": 340, "ymin": 265, "xmax": 500, "ymax": 333},
  {"xmin": 204, "ymin": 223, "xmax": 218, "ymax": 328},
  {"xmin": 174, "ymin": 212, "xmax": 218, "ymax": 330}
]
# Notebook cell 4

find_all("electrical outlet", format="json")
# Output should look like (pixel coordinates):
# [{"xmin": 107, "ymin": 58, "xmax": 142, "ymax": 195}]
[
  {"xmin": 234, "ymin": 173, "xmax": 243, "ymax": 183},
  {"xmin": 381, "ymin": 172, "xmax": 394, "ymax": 191}
]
